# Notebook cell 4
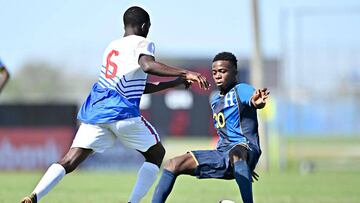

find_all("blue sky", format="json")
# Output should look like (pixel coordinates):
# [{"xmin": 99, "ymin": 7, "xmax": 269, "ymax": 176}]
[{"xmin": 1, "ymin": 0, "xmax": 359, "ymax": 75}]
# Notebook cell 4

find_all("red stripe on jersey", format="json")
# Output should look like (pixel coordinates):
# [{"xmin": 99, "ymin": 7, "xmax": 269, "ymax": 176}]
[{"xmin": 141, "ymin": 117, "xmax": 159, "ymax": 143}]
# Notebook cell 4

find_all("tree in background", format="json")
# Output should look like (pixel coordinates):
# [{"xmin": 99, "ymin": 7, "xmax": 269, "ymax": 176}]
[{"xmin": 1, "ymin": 61, "xmax": 94, "ymax": 104}]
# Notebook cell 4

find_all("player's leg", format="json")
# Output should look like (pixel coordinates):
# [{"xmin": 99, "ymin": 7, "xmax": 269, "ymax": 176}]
[
  {"xmin": 229, "ymin": 144, "xmax": 253, "ymax": 203},
  {"xmin": 21, "ymin": 123, "xmax": 114, "ymax": 203},
  {"xmin": 140, "ymin": 141, "xmax": 166, "ymax": 167},
  {"xmin": 152, "ymin": 153, "xmax": 197, "ymax": 203},
  {"xmin": 112, "ymin": 116, "xmax": 165, "ymax": 203},
  {"xmin": 128, "ymin": 142, "xmax": 166, "ymax": 203},
  {"xmin": 20, "ymin": 147, "xmax": 92, "ymax": 203}
]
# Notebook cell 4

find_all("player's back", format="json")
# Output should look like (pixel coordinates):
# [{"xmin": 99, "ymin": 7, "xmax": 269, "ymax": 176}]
[
  {"xmin": 98, "ymin": 35, "xmax": 152, "ymax": 104},
  {"xmin": 78, "ymin": 35, "xmax": 155, "ymax": 124}
]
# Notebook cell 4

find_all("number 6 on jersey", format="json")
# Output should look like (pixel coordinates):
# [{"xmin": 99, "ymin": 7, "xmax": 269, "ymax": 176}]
[{"xmin": 105, "ymin": 50, "xmax": 119, "ymax": 79}]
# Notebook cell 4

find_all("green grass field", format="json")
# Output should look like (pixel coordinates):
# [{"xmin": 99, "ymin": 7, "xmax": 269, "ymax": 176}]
[
  {"xmin": 2, "ymin": 170, "xmax": 360, "ymax": 203},
  {"xmin": 2, "ymin": 136, "xmax": 360, "ymax": 203}
]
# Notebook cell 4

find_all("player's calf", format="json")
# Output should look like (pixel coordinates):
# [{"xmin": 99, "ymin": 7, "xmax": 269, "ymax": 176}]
[
  {"xmin": 152, "ymin": 153, "xmax": 197, "ymax": 203},
  {"xmin": 230, "ymin": 144, "xmax": 254, "ymax": 203},
  {"xmin": 58, "ymin": 147, "xmax": 92, "ymax": 174}
]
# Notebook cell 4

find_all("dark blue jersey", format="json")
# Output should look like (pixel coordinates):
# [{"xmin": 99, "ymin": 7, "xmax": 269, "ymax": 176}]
[{"xmin": 210, "ymin": 83, "xmax": 260, "ymax": 152}]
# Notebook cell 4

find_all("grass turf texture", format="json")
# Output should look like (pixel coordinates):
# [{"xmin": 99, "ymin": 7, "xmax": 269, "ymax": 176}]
[
  {"xmin": 3, "ymin": 136, "xmax": 360, "ymax": 203},
  {"xmin": 3, "ymin": 170, "xmax": 360, "ymax": 203}
]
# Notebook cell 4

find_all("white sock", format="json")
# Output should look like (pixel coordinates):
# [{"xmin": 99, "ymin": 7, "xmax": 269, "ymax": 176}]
[
  {"xmin": 128, "ymin": 162, "xmax": 159, "ymax": 203},
  {"xmin": 33, "ymin": 163, "xmax": 66, "ymax": 201}
]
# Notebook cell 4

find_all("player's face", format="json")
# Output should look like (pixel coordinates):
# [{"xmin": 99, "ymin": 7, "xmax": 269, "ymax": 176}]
[{"xmin": 212, "ymin": 60, "xmax": 237, "ymax": 92}]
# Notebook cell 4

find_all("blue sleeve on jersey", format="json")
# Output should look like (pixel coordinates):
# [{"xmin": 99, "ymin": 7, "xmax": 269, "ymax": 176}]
[
  {"xmin": 147, "ymin": 42, "xmax": 155, "ymax": 53},
  {"xmin": 236, "ymin": 83, "xmax": 255, "ymax": 106},
  {"xmin": 136, "ymin": 40, "xmax": 155, "ymax": 58},
  {"xmin": 0, "ymin": 58, "xmax": 4, "ymax": 67}
]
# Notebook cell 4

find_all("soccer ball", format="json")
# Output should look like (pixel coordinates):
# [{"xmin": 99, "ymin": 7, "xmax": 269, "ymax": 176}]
[{"xmin": 219, "ymin": 200, "xmax": 235, "ymax": 203}]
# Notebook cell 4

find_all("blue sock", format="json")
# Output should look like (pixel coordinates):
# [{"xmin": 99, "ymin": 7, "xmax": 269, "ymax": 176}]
[
  {"xmin": 233, "ymin": 160, "xmax": 253, "ymax": 203},
  {"xmin": 152, "ymin": 169, "xmax": 177, "ymax": 203}
]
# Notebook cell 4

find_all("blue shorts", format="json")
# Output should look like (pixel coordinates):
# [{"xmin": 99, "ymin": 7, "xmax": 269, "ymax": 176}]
[{"xmin": 190, "ymin": 144, "xmax": 260, "ymax": 179}]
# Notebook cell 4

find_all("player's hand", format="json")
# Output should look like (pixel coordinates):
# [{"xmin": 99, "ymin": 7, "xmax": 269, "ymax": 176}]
[
  {"xmin": 252, "ymin": 88, "xmax": 270, "ymax": 108},
  {"xmin": 184, "ymin": 71, "xmax": 210, "ymax": 90},
  {"xmin": 174, "ymin": 77, "xmax": 192, "ymax": 89},
  {"xmin": 252, "ymin": 171, "xmax": 259, "ymax": 182}
]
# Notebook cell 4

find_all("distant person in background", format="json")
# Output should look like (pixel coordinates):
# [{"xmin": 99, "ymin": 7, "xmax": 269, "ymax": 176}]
[
  {"xmin": 21, "ymin": 6, "xmax": 209, "ymax": 203},
  {"xmin": 152, "ymin": 52, "xmax": 269, "ymax": 203},
  {"xmin": 0, "ymin": 58, "xmax": 10, "ymax": 93}
]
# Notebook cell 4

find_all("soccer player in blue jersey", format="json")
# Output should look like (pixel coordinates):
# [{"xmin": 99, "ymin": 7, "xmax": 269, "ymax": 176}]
[
  {"xmin": 0, "ymin": 58, "xmax": 10, "ymax": 93},
  {"xmin": 21, "ymin": 6, "xmax": 209, "ymax": 203},
  {"xmin": 152, "ymin": 52, "xmax": 269, "ymax": 203}
]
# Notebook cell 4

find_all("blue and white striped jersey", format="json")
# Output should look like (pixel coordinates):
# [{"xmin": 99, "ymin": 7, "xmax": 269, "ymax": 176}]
[
  {"xmin": 78, "ymin": 35, "xmax": 155, "ymax": 124},
  {"xmin": 211, "ymin": 83, "xmax": 261, "ymax": 152}
]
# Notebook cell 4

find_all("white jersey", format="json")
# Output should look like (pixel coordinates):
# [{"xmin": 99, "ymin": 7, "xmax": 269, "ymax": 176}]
[
  {"xmin": 77, "ymin": 35, "xmax": 155, "ymax": 124},
  {"xmin": 98, "ymin": 35, "xmax": 155, "ymax": 100}
]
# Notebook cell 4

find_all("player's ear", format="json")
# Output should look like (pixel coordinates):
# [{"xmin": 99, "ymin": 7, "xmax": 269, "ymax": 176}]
[
  {"xmin": 233, "ymin": 67, "xmax": 238, "ymax": 75},
  {"xmin": 141, "ymin": 23, "xmax": 146, "ymax": 30},
  {"xmin": 141, "ymin": 22, "xmax": 149, "ymax": 31}
]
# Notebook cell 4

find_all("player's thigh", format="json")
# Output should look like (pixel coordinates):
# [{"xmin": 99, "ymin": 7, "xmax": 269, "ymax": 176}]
[
  {"xmin": 164, "ymin": 153, "xmax": 197, "ymax": 175},
  {"xmin": 110, "ymin": 116, "xmax": 160, "ymax": 152},
  {"xmin": 247, "ymin": 146, "xmax": 261, "ymax": 171},
  {"xmin": 71, "ymin": 123, "xmax": 116, "ymax": 153},
  {"xmin": 190, "ymin": 150, "xmax": 232, "ymax": 179},
  {"xmin": 229, "ymin": 143, "xmax": 260, "ymax": 171},
  {"xmin": 229, "ymin": 144, "xmax": 248, "ymax": 163}
]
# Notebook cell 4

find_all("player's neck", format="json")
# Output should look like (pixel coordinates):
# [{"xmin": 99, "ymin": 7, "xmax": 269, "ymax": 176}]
[
  {"xmin": 124, "ymin": 27, "xmax": 146, "ymax": 37},
  {"xmin": 220, "ymin": 82, "xmax": 237, "ymax": 96}
]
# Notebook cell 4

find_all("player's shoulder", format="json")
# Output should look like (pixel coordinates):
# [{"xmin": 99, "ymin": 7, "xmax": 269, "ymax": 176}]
[
  {"xmin": 234, "ymin": 83, "xmax": 255, "ymax": 92},
  {"xmin": 126, "ymin": 35, "xmax": 153, "ymax": 45},
  {"xmin": 210, "ymin": 90, "xmax": 221, "ymax": 106}
]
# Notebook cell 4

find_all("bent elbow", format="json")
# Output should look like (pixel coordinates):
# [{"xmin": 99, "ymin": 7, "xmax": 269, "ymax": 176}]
[
  {"xmin": 141, "ymin": 62, "xmax": 156, "ymax": 74},
  {"xmin": 142, "ymin": 64, "xmax": 152, "ymax": 73}
]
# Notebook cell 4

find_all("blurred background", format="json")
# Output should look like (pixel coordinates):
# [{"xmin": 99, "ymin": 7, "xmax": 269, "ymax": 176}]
[{"xmin": 0, "ymin": 0, "xmax": 360, "ymax": 202}]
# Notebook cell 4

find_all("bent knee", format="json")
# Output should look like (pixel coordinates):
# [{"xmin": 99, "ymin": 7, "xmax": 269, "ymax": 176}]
[
  {"xmin": 163, "ymin": 153, "xmax": 196, "ymax": 175},
  {"xmin": 158, "ymin": 144, "xmax": 166, "ymax": 159},
  {"xmin": 163, "ymin": 158, "xmax": 177, "ymax": 172},
  {"xmin": 144, "ymin": 143, "xmax": 166, "ymax": 167},
  {"xmin": 229, "ymin": 145, "xmax": 248, "ymax": 163},
  {"xmin": 153, "ymin": 145, "xmax": 166, "ymax": 167}
]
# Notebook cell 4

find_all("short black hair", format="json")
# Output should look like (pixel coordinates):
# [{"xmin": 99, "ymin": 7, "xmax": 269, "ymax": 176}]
[
  {"xmin": 212, "ymin": 52, "xmax": 237, "ymax": 69},
  {"xmin": 123, "ymin": 6, "xmax": 150, "ymax": 27}
]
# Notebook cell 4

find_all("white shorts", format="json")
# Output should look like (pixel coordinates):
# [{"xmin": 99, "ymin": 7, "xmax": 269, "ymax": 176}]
[{"xmin": 71, "ymin": 116, "xmax": 160, "ymax": 153}]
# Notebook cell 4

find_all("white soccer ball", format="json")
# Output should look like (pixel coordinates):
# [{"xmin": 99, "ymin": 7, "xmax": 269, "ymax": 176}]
[{"xmin": 219, "ymin": 200, "xmax": 235, "ymax": 203}]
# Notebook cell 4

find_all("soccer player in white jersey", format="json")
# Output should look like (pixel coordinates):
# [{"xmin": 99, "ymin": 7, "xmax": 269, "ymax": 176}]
[
  {"xmin": 21, "ymin": 6, "xmax": 209, "ymax": 203},
  {"xmin": 0, "ymin": 58, "xmax": 10, "ymax": 93}
]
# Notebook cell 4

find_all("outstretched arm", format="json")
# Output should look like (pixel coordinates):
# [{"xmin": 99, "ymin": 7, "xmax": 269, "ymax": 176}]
[
  {"xmin": 139, "ymin": 55, "xmax": 209, "ymax": 90},
  {"xmin": 251, "ymin": 88, "xmax": 269, "ymax": 109},
  {"xmin": 0, "ymin": 66, "xmax": 10, "ymax": 93},
  {"xmin": 144, "ymin": 78, "xmax": 191, "ymax": 94}
]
